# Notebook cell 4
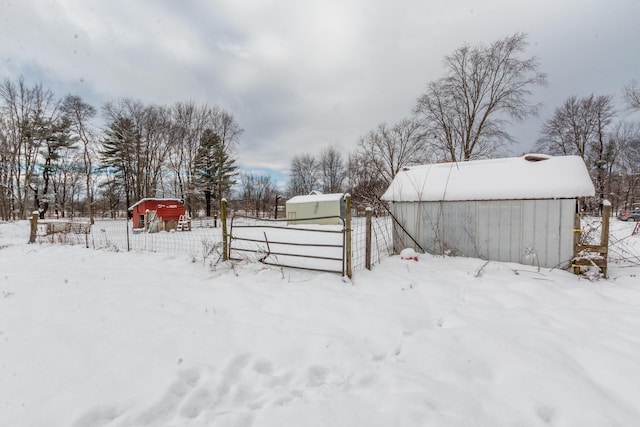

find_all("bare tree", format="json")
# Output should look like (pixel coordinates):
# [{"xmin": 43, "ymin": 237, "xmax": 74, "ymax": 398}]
[
  {"xmin": 140, "ymin": 104, "xmax": 172, "ymax": 198},
  {"xmin": 50, "ymin": 145, "xmax": 83, "ymax": 217},
  {"xmin": 357, "ymin": 118, "xmax": 429, "ymax": 187},
  {"xmin": 609, "ymin": 121, "xmax": 640, "ymax": 210},
  {"xmin": 345, "ymin": 150, "xmax": 389, "ymax": 212},
  {"xmin": 167, "ymin": 101, "xmax": 209, "ymax": 215},
  {"xmin": 0, "ymin": 76, "xmax": 62, "ymax": 218},
  {"xmin": 287, "ymin": 154, "xmax": 320, "ymax": 196},
  {"xmin": 0, "ymin": 116, "xmax": 13, "ymax": 220},
  {"xmin": 624, "ymin": 80, "xmax": 640, "ymax": 111},
  {"xmin": 239, "ymin": 172, "xmax": 279, "ymax": 217},
  {"xmin": 534, "ymin": 94, "xmax": 615, "ymax": 204},
  {"xmin": 101, "ymin": 99, "xmax": 172, "ymax": 211},
  {"xmin": 208, "ymin": 108, "xmax": 243, "ymax": 208},
  {"xmin": 61, "ymin": 95, "xmax": 97, "ymax": 222},
  {"xmin": 320, "ymin": 145, "xmax": 346, "ymax": 193},
  {"xmin": 415, "ymin": 33, "xmax": 547, "ymax": 161},
  {"xmin": 535, "ymin": 94, "xmax": 615, "ymax": 160}
]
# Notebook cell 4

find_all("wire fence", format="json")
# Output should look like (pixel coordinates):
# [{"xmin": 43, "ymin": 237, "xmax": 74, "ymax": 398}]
[
  {"xmin": 352, "ymin": 213, "xmax": 394, "ymax": 271},
  {"xmin": 32, "ymin": 212, "xmax": 395, "ymax": 274},
  {"xmin": 88, "ymin": 218, "xmax": 224, "ymax": 265},
  {"xmin": 35, "ymin": 219, "xmax": 93, "ymax": 247}
]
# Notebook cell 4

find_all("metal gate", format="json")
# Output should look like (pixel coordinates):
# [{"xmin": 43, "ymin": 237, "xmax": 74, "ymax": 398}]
[{"xmin": 229, "ymin": 215, "xmax": 346, "ymax": 274}]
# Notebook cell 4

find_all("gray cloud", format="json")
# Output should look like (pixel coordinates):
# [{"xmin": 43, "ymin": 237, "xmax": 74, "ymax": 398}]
[{"xmin": 2, "ymin": 0, "xmax": 639, "ymax": 180}]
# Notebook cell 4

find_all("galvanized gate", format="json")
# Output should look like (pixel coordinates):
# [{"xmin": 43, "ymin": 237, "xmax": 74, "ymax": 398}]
[{"xmin": 229, "ymin": 215, "xmax": 346, "ymax": 274}]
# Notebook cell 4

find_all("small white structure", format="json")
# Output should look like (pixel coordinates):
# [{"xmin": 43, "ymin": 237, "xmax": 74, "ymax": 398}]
[
  {"xmin": 286, "ymin": 192, "xmax": 346, "ymax": 225},
  {"xmin": 382, "ymin": 154, "xmax": 595, "ymax": 268}
]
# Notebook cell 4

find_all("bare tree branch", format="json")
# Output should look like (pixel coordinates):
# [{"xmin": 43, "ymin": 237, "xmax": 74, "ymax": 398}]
[
  {"xmin": 623, "ymin": 79, "xmax": 640, "ymax": 111},
  {"xmin": 415, "ymin": 33, "xmax": 547, "ymax": 161}
]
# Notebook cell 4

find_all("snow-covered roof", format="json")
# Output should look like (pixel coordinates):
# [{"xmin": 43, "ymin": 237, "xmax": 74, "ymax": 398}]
[
  {"xmin": 287, "ymin": 193, "xmax": 345, "ymax": 204},
  {"xmin": 382, "ymin": 154, "xmax": 595, "ymax": 202},
  {"xmin": 129, "ymin": 198, "xmax": 184, "ymax": 210}
]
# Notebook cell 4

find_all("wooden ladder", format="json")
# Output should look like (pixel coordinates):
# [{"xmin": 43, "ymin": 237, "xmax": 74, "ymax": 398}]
[
  {"xmin": 572, "ymin": 203, "xmax": 610, "ymax": 278},
  {"xmin": 177, "ymin": 214, "xmax": 191, "ymax": 231}
]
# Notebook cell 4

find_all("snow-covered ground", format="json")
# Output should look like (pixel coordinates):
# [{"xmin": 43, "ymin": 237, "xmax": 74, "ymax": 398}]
[{"xmin": 1, "ymin": 219, "xmax": 640, "ymax": 426}]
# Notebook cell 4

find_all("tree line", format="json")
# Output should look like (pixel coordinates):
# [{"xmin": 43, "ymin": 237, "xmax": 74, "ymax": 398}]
[
  {"xmin": 0, "ymin": 78, "xmax": 245, "ymax": 221},
  {"xmin": 534, "ymin": 91, "xmax": 640, "ymax": 212},
  {"xmin": 288, "ymin": 33, "xmax": 640, "ymax": 213},
  {"xmin": 2, "ymin": 33, "xmax": 639, "ymax": 221}
]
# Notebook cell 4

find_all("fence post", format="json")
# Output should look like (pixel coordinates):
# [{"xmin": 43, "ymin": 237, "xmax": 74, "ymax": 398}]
[
  {"xmin": 29, "ymin": 211, "xmax": 39, "ymax": 244},
  {"xmin": 572, "ymin": 212, "xmax": 581, "ymax": 275},
  {"xmin": 221, "ymin": 198, "xmax": 229, "ymax": 261},
  {"xmin": 126, "ymin": 217, "xmax": 131, "ymax": 252},
  {"xmin": 365, "ymin": 207, "xmax": 372, "ymax": 270},
  {"xmin": 600, "ymin": 200, "xmax": 611, "ymax": 278},
  {"xmin": 345, "ymin": 194, "xmax": 352, "ymax": 279}
]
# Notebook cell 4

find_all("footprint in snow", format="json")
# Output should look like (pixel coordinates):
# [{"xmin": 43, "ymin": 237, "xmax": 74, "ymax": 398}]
[{"xmin": 307, "ymin": 365, "xmax": 328, "ymax": 387}]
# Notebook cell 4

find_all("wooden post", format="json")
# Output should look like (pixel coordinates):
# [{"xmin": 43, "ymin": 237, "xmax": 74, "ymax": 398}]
[
  {"xmin": 344, "ymin": 194, "xmax": 352, "ymax": 279},
  {"xmin": 274, "ymin": 195, "xmax": 281, "ymax": 219},
  {"xmin": 600, "ymin": 200, "xmax": 610, "ymax": 278},
  {"xmin": 126, "ymin": 217, "xmax": 131, "ymax": 252},
  {"xmin": 572, "ymin": 212, "xmax": 581, "ymax": 275},
  {"xmin": 29, "ymin": 211, "xmax": 39, "ymax": 244},
  {"xmin": 365, "ymin": 207, "xmax": 372, "ymax": 270},
  {"xmin": 572, "ymin": 201, "xmax": 610, "ymax": 278},
  {"xmin": 221, "ymin": 198, "xmax": 228, "ymax": 261}
]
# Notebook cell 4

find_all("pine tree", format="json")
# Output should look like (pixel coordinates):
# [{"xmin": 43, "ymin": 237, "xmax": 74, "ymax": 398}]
[
  {"xmin": 194, "ymin": 128, "xmax": 237, "ymax": 216},
  {"xmin": 37, "ymin": 116, "xmax": 76, "ymax": 217},
  {"xmin": 100, "ymin": 117, "xmax": 137, "ymax": 213}
]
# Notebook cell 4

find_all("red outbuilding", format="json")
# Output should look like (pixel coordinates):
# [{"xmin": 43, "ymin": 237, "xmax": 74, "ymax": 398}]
[{"xmin": 129, "ymin": 198, "xmax": 187, "ymax": 231}]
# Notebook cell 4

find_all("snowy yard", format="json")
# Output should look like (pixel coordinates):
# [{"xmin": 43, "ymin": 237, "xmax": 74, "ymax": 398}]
[{"xmin": 1, "ymin": 219, "xmax": 640, "ymax": 426}]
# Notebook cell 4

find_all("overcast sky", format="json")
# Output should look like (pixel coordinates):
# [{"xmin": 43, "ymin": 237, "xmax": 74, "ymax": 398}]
[{"xmin": 2, "ymin": 0, "xmax": 639, "ymax": 184}]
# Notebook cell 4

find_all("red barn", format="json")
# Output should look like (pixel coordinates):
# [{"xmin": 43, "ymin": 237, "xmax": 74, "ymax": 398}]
[{"xmin": 129, "ymin": 198, "xmax": 187, "ymax": 231}]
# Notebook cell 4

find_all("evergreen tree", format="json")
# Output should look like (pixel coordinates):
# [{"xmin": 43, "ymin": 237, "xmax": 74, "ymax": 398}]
[
  {"xmin": 38, "ymin": 116, "xmax": 76, "ymax": 217},
  {"xmin": 194, "ymin": 128, "xmax": 238, "ymax": 216},
  {"xmin": 100, "ymin": 117, "xmax": 137, "ymax": 213}
]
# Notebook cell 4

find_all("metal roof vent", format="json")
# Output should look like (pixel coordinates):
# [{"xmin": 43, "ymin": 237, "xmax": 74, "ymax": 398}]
[{"xmin": 523, "ymin": 153, "xmax": 551, "ymax": 162}]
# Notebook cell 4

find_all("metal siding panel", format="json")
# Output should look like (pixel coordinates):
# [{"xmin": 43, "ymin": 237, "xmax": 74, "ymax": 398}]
[
  {"xmin": 461, "ymin": 201, "xmax": 477, "ymax": 257},
  {"xmin": 393, "ymin": 202, "xmax": 412, "ymax": 251},
  {"xmin": 558, "ymin": 199, "xmax": 576, "ymax": 268},
  {"xmin": 476, "ymin": 201, "xmax": 491, "ymax": 260},
  {"xmin": 440, "ymin": 201, "xmax": 475, "ymax": 257},
  {"xmin": 465, "ymin": 201, "xmax": 477, "ymax": 257},
  {"xmin": 397, "ymin": 198, "xmax": 575, "ymax": 267},
  {"xmin": 481, "ymin": 200, "xmax": 537, "ymax": 266},
  {"xmin": 531, "ymin": 199, "xmax": 560, "ymax": 268},
  {"xmin": 521, "ymin": 200, "xmax": 535, "ymax": 254},
  {"xmin": 487, "ymin": 200, "xmax": 523, "ymax": 263},
  {"xmin": 422, "ymin": 202, "xmax": 441, "ymax": 254},
  {"xmin": 499, "ymin": 202, "xmax": 511, "ymax": 262},
  {"xmin": 537, "ymin": 200, "xmax": 549, "ymax": 266},
  {"xmin": 521, "ymin": 200, "xmax": 537, "ymax": 267},
  {"xmin": 546, "ymin": 201, "xmax": 562, "ymax": 268},
  {"xmin": 532, "ymin": 200, "xmax": 549, "ymax": 267},
  {"xmin": 486, "ymin": 201, "xmax": 501, "ymax": 262},
  {"xmin": 397, "ymin": 202, "xmax": 426, "ymax": 252},
  {"xmin": 508, "ymin": 201, "xmax": 523, "ymax": 263}
]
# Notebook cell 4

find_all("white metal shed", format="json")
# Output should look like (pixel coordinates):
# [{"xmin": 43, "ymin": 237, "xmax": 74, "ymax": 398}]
[
  {"xmin": 285, "ymin": 193, "xmax": 346, "ymax": 225},
  {"xmin": 381, "ymin": 154, "xmax": 595, "ymax": 268}
]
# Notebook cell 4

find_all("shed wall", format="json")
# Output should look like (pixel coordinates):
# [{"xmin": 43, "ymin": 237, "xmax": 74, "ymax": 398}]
[
  {"xmin": 286, "ymin": 200, "xmax": 344, "ymax": 225},
  {"xmin": 131, "ymin": 200, "xmax": 185, "ymax": 229},
  {"xmin": 391, "ymin": 199, "xmax": 576, "ymax": 268}
]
